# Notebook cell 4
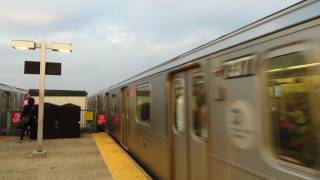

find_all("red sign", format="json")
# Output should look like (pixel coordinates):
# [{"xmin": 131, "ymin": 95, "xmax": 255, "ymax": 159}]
[
  {"xmin": 11, "ymin": 112, "xmax": 22, "ymax": 123},
  {"xmin": 96, "ymin": 114, "xmax": 107, "ymax": 125}
]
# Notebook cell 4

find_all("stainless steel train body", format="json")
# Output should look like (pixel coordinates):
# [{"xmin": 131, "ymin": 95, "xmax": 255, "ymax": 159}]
[
  {"xmin": 89, "ymin": 1, "xmax": 320, "ymax": 179},
  {"xmin": 0, "ymin": 83, "xmax": 26, "ymax": 134}
]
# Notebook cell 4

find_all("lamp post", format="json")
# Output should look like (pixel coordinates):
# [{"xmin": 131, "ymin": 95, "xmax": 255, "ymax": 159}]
[{"xmin": 12, "ymin": 40, "xmax": 72, "ymax": 155}]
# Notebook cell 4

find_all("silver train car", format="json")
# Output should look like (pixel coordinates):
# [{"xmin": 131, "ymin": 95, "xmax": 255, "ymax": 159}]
[
  {"xmin": 89, "ymin": 1, "xmax": 320, "ymax": 179},
  {"xmin": 0, "ymin": 83, "xmax": 27, "ymax": 134},
  {"xmin": 87, "ymin": 91, "xmax": 106, "ymax": 112}
]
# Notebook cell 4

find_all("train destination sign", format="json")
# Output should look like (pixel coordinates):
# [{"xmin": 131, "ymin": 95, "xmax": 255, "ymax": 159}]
[
  {"xmin": 24, "ymin": 61, "xmax": 61, "ymax": 75},
  {"xmin": 223, "ymin": 55, "xmax": 256, "ymax": 79}
]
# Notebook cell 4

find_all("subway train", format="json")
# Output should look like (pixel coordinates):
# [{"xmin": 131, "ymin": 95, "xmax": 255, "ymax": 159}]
[
  {"xmin": 0, "ymin": 83, "xmax": 27, "ymax": 134},
  {"xmin": 89, "ymin": 1, "xmax": 320, "ymax": 179}
]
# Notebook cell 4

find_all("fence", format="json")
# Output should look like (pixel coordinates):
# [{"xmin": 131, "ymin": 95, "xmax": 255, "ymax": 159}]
[
  {"xmin": 81, "ymin": 109, "xmax": 108, "ymax": 132},
  {"xmin": 0, "ymin": 109, "xmax": 108, "ymax": 135},
  {"xmin": 0, "ymin": 110, "xmax": 23, "ymax": 135}
]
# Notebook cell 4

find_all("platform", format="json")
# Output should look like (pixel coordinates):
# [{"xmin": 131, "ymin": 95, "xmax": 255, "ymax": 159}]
[{"xmin": 0, "ymin": 133, "xmax": 150, "ymax": 180}]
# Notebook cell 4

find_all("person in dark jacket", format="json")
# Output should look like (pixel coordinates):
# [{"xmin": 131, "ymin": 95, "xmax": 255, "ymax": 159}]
[{"xmin": 18, "ymin": 97, "xmax": 36, "ymax": 142}]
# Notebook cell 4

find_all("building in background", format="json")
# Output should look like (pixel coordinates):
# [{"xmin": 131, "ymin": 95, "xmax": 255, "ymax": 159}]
[{"xmin": 29, "ymin": 89, "xmax": 88, "ymax": 128}]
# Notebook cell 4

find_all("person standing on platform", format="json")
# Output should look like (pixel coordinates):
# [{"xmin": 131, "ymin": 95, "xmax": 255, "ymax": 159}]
[
  {"xmin": 18, "ymin": 97, "xmax": 36, "ymax": 142},
  {"xmin": 22, "ymin": 93, "xmax": 32, "ymax": 135}
]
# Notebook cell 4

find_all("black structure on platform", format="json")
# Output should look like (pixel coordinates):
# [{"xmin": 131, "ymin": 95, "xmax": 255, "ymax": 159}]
[
  {"xmin": 59, "ymin": 104, "xmax": 80, "ymax": 138},
  {"xmin": 43, "ymin": 103, "xmax": 60, "ymax": 139},
  {"xmin": 32, "ymin": 103, "xmax": 81, "ymax": 139}
]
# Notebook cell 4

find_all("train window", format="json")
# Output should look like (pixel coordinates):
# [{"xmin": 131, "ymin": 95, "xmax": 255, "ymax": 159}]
[
  {"xmin": 174, "ymin": 78, "xmax": 185, "ymax": 133},
  {"xmin": 111, "ymin": 94, "xmax": 117, "ymax": 113},
  {"xmin": 265, "ymin": 51, "xmax": 320, "ymax": 170},
  {"xmin": 191, "ymin": 70, "xmax": 208, "ymax": 139},
  {"xmin": 136, "ymin": 84, "xmax": 151, "ymax": 124}
]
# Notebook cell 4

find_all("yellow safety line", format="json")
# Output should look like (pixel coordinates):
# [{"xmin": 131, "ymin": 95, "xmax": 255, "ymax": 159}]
[
  {"xmin": 0, "ymin": 136, "xmax": 7, "ymax": 144},
  {"xmin": 92, "ymin": 133, "xmax": 150, "ymax": 180}
]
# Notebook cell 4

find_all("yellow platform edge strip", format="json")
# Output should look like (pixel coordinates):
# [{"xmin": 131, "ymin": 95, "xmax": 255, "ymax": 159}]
[
  {"xmin": 92, "ymin": 133, "xmax": 150, "ymax": 180},
  {"xmin": 0, "ymin": 136, "xmax": 7, "ymax": 144}
]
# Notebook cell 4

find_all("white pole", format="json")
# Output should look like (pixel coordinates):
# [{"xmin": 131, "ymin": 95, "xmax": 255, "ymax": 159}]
[{"xmin": 36, "ymin": 40, "xmax": 46, "ymax": 152}]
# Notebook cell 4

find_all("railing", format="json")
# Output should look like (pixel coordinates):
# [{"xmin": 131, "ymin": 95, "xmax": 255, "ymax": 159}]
[
  {"xmin": 80, "ymin": 109, "xmax": 98, "ymax": 132},
  {"xmin": 0, "ymin": 109, "xmax": 107, "ymax": 135},
  {"xmin": 0, "ymin": 109, "xmax": 23, "ymax": 135},
  {"xmin": 77, "ymin": 109, "xmax": 109, "ymax": 133}
]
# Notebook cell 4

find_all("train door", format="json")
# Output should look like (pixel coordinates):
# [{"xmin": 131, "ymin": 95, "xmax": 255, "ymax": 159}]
[
  {"xmin": 105, "ymin": 93, "xmax": 110, "ymax": 131},
  {"xmin": 121, "ymin": 87, "xmax": 129, "ymax": 148},
  {"xmin": 171, "ymin": 67, "xmax": 208, "ymax": 180}
]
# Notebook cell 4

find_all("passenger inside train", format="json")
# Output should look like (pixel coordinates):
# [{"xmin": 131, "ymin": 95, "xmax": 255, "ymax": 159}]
[{"xmin": 266, "ymin": 50, "xmax": 319, "ymax": 170}]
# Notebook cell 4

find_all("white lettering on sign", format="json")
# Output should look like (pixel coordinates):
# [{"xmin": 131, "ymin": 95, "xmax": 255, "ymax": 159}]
[
  {"xmin": 226, "ymin": 100, "xmax": 255, "ymax": 149},
  {"xmin": 223, "ymin": 55, "xmax": 256, "ymax": 79},
  {"xmin": 11, "ymin": 112, "xmax": 22, "ymax": 123}
]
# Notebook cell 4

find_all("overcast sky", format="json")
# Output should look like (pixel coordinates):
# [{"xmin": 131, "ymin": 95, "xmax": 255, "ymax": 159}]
[{"xmin": 0, "ymin": 0, "xmax": 301, "ymax": 94}]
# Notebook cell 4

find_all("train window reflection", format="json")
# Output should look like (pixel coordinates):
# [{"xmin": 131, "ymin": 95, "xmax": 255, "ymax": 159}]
[
  {"xmin": 265, "ymin": 51, "xmax": 320, "ymax": 170},
  {"xmin": 136, "ymin": 84, "xmax": 151, "ymax": 123},
  {"xmin": 174, "ymin": 78, "xmax": 185, "ymax": 133},
  {"xmin": 192, "ymin": 71, "xmax": 208, "ymax": 139}
]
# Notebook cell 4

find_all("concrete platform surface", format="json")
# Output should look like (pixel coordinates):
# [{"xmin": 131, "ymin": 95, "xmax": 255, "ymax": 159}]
[{"xmin": 0, "ymin": 134, "xmax": 112, "ymax": 180}]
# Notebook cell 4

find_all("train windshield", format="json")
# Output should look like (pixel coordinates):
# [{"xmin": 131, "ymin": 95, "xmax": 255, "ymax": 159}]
[{"xmin": 265, "ymin": 50, "xmax": 320, "ymax": 171}]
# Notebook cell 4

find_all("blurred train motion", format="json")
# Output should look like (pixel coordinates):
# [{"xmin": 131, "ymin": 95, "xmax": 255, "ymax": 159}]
[
  {"xmin": 0, "ymin": 83, "xmax": 26, "ymax": 134},
  {"xmin": 88, "ymin": 1, "xmax": 320, "ymax": 179}
]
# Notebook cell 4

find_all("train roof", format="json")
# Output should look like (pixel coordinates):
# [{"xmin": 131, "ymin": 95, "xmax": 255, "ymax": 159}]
[
  {"xmin": 99, "ymin": 0, "xmax": 320, "ymax": 94},
  {"xmin": 0, "ymin": 83, "xmax": 16, "ymax": 92},
  {"xmin": 0, "ymin": 83, "xmax": 27, "ymax": 93},
  {"xmin": 16, "ymin": 88, "xmax": 28, "ymax": 94}
]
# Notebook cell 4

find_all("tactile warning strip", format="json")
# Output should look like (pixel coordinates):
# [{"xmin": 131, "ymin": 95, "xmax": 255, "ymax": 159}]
[{"xmin": 92, "ymin": 133, "xmax": 150, "ymax": 180}]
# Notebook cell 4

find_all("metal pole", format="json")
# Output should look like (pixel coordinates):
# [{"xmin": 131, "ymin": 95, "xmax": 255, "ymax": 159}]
[{"xmin": 36, "ymin": 40, "xmax": 46, "ymax": 153}]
